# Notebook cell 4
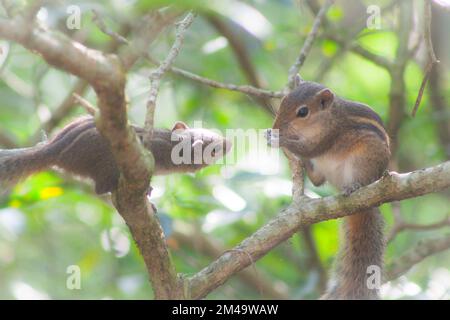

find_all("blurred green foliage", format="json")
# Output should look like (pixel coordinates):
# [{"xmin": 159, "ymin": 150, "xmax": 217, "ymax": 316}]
[{"xmin": 0, "ymin": 0, "xmax": 449, "ymax": 299}]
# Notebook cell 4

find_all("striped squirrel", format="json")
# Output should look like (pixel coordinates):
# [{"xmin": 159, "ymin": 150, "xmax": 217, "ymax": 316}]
[
  {"xmin": 0, "ymin": 116, "xmax": 231, "ymax": 195},
  {"xmin": 267, "ymin": 81, "xmax": 390, "ymax": 299}
]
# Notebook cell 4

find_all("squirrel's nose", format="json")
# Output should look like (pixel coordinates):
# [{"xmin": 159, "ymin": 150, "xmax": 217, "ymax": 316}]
[{"xmin": 211, "ymin": 139, "xmax": 232, "ymax": 157}]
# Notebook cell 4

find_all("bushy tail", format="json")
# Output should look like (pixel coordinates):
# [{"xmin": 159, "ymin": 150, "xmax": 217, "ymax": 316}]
[
  {"xmin": 322, "ymin": 208, "xmax": 385, "ymax": 300},
  {"xmin": 0, "ymin": 146, "xmax": 50, "ymax": 195}
]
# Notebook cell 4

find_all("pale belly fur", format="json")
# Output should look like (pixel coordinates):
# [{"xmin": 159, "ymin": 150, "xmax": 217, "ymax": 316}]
[{"xmin": 310, "ymin": 154, "xmax": 355, "ymax": 190}]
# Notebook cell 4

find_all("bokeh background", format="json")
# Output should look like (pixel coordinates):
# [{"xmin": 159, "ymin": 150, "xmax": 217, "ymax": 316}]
[{"xmin": 0, "ymin": 0, "xmax": 449, "ymax": 299}]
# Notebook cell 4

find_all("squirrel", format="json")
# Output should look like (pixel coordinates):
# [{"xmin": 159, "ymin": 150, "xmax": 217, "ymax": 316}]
[
  {"xmin": 267, "ymin": 81, "xmax": 390, "ymax": 300},
  {"xmin": 0, "ymin": 116, "xmax": 231, "ymax": 195}
]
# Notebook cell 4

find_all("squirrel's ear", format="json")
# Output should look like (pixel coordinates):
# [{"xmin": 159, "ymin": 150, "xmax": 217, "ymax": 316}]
[
  {"xmin": 317, "ymin": 88, "xmax": 335, "ymax": 109},
  {"xmin": 293, "ymin": 74, "xmax": 303, "ymax": 88},
  {"xmin": 172, "ymin": 121, "xmax": 189, "ymax": 131}
]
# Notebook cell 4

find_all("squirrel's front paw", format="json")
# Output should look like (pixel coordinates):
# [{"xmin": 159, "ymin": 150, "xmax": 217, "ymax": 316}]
[
  {"xmin": 342, "ymin": 183, "xmax": 362, "ymax": 196},
  {"xmin": 150, "ymin": 202, "xmax": 158, "ymax": 213}
]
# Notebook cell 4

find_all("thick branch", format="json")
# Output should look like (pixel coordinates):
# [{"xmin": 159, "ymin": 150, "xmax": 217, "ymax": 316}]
[
  {"xmin": 173, "ymin": 230, "xmax": 288, "ymax": 299},
  {"xmin": 0, "ymin": 12, "xmax": 180, "ymax": 299},
  {"xmin": 188, "ymin": 161, "xmax": 450, "ymax": 299}
]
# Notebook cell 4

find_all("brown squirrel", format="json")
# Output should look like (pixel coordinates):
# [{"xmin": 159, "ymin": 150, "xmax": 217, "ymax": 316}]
[
  {"xmin": 267, "ymin": 81, "xmax": 390, "ymax": 300},
  {"xmin": 0, "ymin": 116, "xmax": 231, "ymax": 195}
]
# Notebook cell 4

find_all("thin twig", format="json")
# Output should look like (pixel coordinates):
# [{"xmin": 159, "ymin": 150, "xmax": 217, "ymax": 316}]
[
  {"xmin": 411, "ymin": 61, "xmax": 434, "ymax": 117},
  {"xmin": 29, "ymin": 80, "xmax": 89, "ymax": 144},
  {"xmin": 386, "ymin": 234, "xmax": 450, "ymax": 281},
  {"xmin": 92, "ymin": 9, "xmax": 129, "ymax": 45},
  {"xmin": 411, "ymin": 0, "xmax": 440, "ymax": 117},
  {"xmin": 304, "ymin": 0, "xmax": 393, "ymax": 71},
  {"xmin": 206, "ymin": 15, "xmax": 275, "ymax": 115},
  {"xmin": 387, "ymin": 0, "xmax": 412, "ymax": 155},
  {"xmin": 424, "ymin": 0, "xmax": 438, "ymax": 64},
  {"xmin": 388, "ymin": 214, "xmax": 450, "ymax": 243},
  {"xmin": 72, "ymin": 93, "xmax": 97, "ymax": 116},
  {"xmin": 144, "ymin": 12, "xmax": 196, "ymax": 146},
  {"xmin": 116, "ymin": 11, "xmax": 283, "ymax": 100},
  {"xmin": 287, "ymin": 0, "xmax": 334, "ymax": 91},
  {"xmin": 147, "ymin": 54, "xmax": 284, "ymax": 98},
  {"xmin": 322, "ymin": 33, "xmax": 394, "ymax": 70}
]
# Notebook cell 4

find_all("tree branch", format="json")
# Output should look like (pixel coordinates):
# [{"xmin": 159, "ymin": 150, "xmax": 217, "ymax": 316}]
[
  {"xmin": 206, "ymin": 14, "xmax": 275, "ymax": 114},
  {"xmin": 0, "ymin": 9, "xmax": 181, "ymax": 299},
  {"xmin": 385, "ymin": 234, "xmax": 450, "ymax": 281},
  {"xmin": 119, "ymin": 10, "xmax": 181, "ymax": 70},
  {"xmin": 305, "ymin": 0, "xmax": 393, "ymax": 71},
  {"xmin": 144, "ymin": 12, "xmax": 196, "ymax": 145},
  {"xmin": 143, "ymin": 54, "xmax": 283, "ymax": 99},
  {"xmin": 387, "ymin": 1, "xmax": 412, "ymax": 156},
  {"xmin": 72, "ymin": 93, "xmax": 97, "ymax": 116},
  {"xmin": 188, "ymin": 161, "xmax": 450, "ymax": 299},
  {"xmin": 387, "ymin": 214, "xmax": 450, "ymax": 243},
  {"xmin": 27, "ymin": 24, "xmax": 131, "ymax": 145},
  {"xmin": 29, "ymin": 79, "xmax": 89, "ymax": 144},
  {"xmin": 173, "ymin": 230, "xmax": 289, "ymax": 299},
  {"xmin": 411, "ymin": 0, "xmax": 440, "ymax": 117},
  {"xmin": 91, "ymin": 9, "xmax": 129, "ymax": 45},
  {"xmin": 287, "ymin": 0, "xmax": 334, "ymax": 91}
]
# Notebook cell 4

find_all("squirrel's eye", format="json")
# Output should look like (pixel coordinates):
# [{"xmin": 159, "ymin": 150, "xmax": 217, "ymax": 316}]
[{"xmin": 296, "ymin": 106, "xmax": 309, "ymax": 118}]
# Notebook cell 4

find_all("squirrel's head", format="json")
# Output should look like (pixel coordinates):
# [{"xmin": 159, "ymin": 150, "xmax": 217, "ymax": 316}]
[
  {"xmin": 135, "ymin": 121, "xmax": 231, "ymax": 174},
  {"xmin": 164, "ymin": 121, "xmax": 232, "ymax": 173},
  {"xmin": 268, "ymin": 81, "xmax": 337, "ymax": 157}
]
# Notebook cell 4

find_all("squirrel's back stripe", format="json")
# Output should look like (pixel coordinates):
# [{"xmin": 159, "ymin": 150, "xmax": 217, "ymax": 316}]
[
  {"xmin": 348, "ymin": 121, "xmax": 386, "ymax": 141},
  {"xmin": 342, "ymin": 100, "xmax": 385, "ymax": 127}
]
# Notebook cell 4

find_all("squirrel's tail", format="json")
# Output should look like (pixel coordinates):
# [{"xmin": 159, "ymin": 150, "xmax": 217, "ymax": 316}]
[
  {"xmin": 322, "ymin": 208, "xmax": 385, "ymax": 300},
  {"xmin": 0, "ymin": 145, "xmax": 52, "ymax": 195}
]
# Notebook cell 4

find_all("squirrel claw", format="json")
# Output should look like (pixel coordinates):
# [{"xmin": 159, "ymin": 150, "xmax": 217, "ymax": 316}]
[
  {"xmin": 146, "ymin": 186, "xmax": 157, "ymax": 213},
  {"xmin": 342, "ymin": 183, "xmax": 362, "ymax": 196},
  {"xmin": 146, "ymin": 186, "xmax": 153, "ymax": 197},
  {"xmin": 150, "ymin": 202, "xmax": 158, "ymax": 213},
  {"xmin": 382, "ymin": 170, "xmax": 399, "ymax": 179},
  {"xmin": 382, "ymin": 170, "xmax": 391, "ymax": 178}
]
